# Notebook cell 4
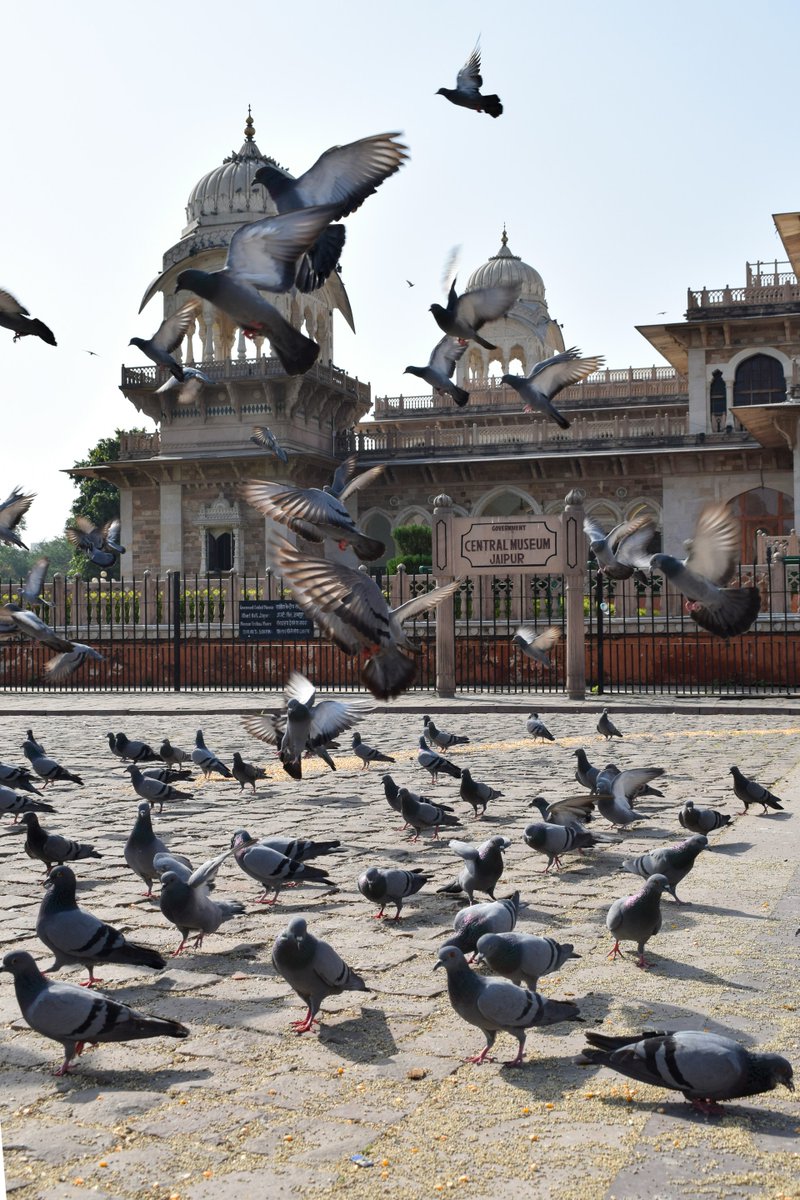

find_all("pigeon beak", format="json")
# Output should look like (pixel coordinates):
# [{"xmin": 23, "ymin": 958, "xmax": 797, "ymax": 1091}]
[
  {"xmin": 432, "ymin": 960, "xmax": 444, "ymax": 971},
  {"xmin": 785, "ymin": 1078, "xmax": 795, "ymax": 1092},
  {"xmin": 569, "ymin": 951, "xmax": 582, "ymax": 960}
]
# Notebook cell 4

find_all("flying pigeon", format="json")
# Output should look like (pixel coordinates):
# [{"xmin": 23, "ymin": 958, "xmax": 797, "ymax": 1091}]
[
  {"xmin": 398, "ymin": 787, "xmax": 460, "ymax": 841},
  {"xmin": 351, "ymin": 731, "xmax": 395, "ymax": 768},
  {"xmin": 272, "ymin": 916, "xmax": 368, "ymax": 1033},
  {"xmin": 125, "ymin": 764, "xmax": 192, "ymax": 813},
  {"xmin": 242, "ymin": 671, "xmax": 361, "ymax": 779},
  {"xmin": 459, "ymin": 768, "xmax": 502, "ymax": 819},
  {"xmin": 434, "ymin": 945, "xmax": 581, "ymax": 1067},
  {"xmin": 729, "ymin": 765, "xmax": 784, "ymax": 813},
  {"xmin": 124, "ymin": 802, "xmax": 190, "ymax": 897},
  {"xmin": 159, "ymin": 852, "xmax": 243, "ymax": 955},
  {"xmin": 583, "ymin": 514, "xmax": 656, "ymax": 581},
  {"xmin": 19, "ymin": 555, "xmax": 50, "ymax": 607},
  {"xmin": 0, "ymin": 950, "xmax": 187, "ymax": 1076},
  {"xmin": 19, "ymin": 812, "xmax": 100, "ymax": 872},
  {"xmin": 0, "ymin": 487, "xmax": 36, "ymax": 549},
  {"xmin": 43, "ymin": 644, "xmax": 104, "ymax": 683},
  {"xmin": 437, "ymin": 836, "xmax": 511, "ymax": 903},
  {"xmin": 241, "ymin": 476, "xmax": 385, "ymax": 561},
  {"xmin": 475, "ymin": 932, "xmax": 580, "ymax": 990},
  {"xmin": 606, "ymin": 874, "xmax": 668, "ymax": 969},
  {"xmin": 250, "ymin": 426, "xmax": 288, "ymax": 463},
  {"xmin": 597, "ymin": 709, "xmax": 623, "ymax": 740},
  {"xmin": 0, "ymin": 784, "xmax": 54, "ymax": 821},
  {"xmin": 128, "ymin": 299, "xmax": 200, "ymax": 381},
  {"xmin": 528, "ymin": 795, "xmax": 595, "ymax": 828},
  {"xmin": 581, "ymin": 1029, "xmax": 794, "ymax": 1115},
  {"xmin": 22, "ymin": 740, "xmax": 83, "ymax": 788},
  {"xmin": 679, "ymin": 800, "xmax": 732, "ymax": 835},
  {"xmin": 502, "ymin": 348, "xmax": 605, "ymax": 428},
  {"xmin": 0, "ymin": 288, "xmax": 56, "ymax": 345},
  {"xmin": 430, "ymin": 278, "xmax": 520, "ymax": 350},
  {"xmin": 357, "ymin": 866, "xmax": 430, "ymax": 919},
  {"xmin": 622, "ymin": 834, "xmax": 708, "ymax": 903},
  {"xmin": 423, "ymin": 715, "xmax": 469, "ymax": 750},
  {"xmin": 154, "ymin": 366, "xmax": 211, "ymax": 406},
  {"xmin": 65, "ymin": 516, "xmax": 125, "ymax": 568},
  {"xmin": 418, "ymin": 737, "xmax": 462, "ymax": 783},
  {"xmin": 326, "ymin": 454, "xmax": 386, "ymax": 503},
  {"xmin": 191, "ymin": 730, "xmax": 232, "ymax": 779},
  {"xmin": 436, "ymin": 42, "xmax": 503, "ymax": 118},
  {"xmin": 231, "ymin": 830, "xmax": 333, "ymax": 904},
  {"xmin": 512, "ymin": 626, "xmax": 562, "ymax": 668},
  {"xmin": 231, "ymin": 752, "xmax": 268, "ymax": 794},
  {"xmin": 0, "ymin": 605, "xmax": 73, "ymax": 652},
  {"xmin": 404, "ymin": 336, "xmax": 470, "ymax": 407},
  {"xmin": 525, "ymin": 713, "xmax": 555, "ymax": 742},
  {"xmin": 443, "ymin": 892, "xmax": 520, "ymax": 957}
]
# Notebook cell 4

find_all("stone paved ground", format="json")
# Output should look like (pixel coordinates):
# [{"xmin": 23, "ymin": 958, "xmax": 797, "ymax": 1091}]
[{"xmin": 0, "ymin": 692, "xmax": 798, "ymax": 1200}]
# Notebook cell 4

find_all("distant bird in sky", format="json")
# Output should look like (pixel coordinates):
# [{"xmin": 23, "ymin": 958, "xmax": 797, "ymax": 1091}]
[
  {"xmin": 406, "ymin": 279, "xmax": 415, "ymax": 288},
  {"xmin": 128, "ymin": 299, "xmax": 200, "ymax": 381},
  {"xmin": 404, "ymin": 336, "xmax": 469, "ymax": 407},
  {"xmin": 430, "ymin": 279, "xmax": 520, "ymax": 350},
  {"xmin": 0, "ymin": 288, "xmax": 56, "ymax": 346},
  {"xmin": 0, "ymin": 486, "xmax": 35, "ymax": 549},
  {"xmin": 82, "ymin": 349, "xmax": 100, "ymax": 356},
  {"xmin": 502, "ymin": 348, "xmax": 605, "ymax": 429},
  {"xmin": 437, "ymin": 42, "xmax": 503, "ymax": 118}
]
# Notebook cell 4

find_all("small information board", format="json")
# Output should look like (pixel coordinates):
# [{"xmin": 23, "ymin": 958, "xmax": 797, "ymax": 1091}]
[
  {"xmin": 434, "ymin": 514, "xmax": 563, "ymax": 575},
  {"xmin": 238, "ymin": 600, "xmax": 315, "ymax": 640}
]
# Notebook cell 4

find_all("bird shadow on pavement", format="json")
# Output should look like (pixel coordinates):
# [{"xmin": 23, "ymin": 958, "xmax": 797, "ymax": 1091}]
[
  {"xmin": 705, "ymin": 841, "xmax": 753, "ymax": 856},
  {"xmin": 633, "ymin": 956, "xmax": 759, "ymax": 990},
  {"xmin": 593, "ymin": 1094, "xmax": 799, "ymax": 1132},
  {"xmin": 318, "ymin": 1006, "xmax": 398, "ymax": 1060},
  {"xmin": 53, "ymin": 1064, "xmax": 214, "ymax": 1091},
  {"xmin": 301, "ymin": 793, "xmax": 369, "ymax": 808},
  {"xmin": 679, "ymin": 901, "xmax": 767, "ymax": 920}
]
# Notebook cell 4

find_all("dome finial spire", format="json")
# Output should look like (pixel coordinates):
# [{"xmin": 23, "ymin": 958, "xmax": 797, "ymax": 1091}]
[
  {"xmin": 501, "ymin": 224, "xmax": 508, "ymax": 247},
  {"xmin": 244, "ymin": 105, "xmax": 255, "ymax": 141}
]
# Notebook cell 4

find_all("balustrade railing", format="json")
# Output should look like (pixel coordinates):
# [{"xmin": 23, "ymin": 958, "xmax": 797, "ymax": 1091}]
[{"xmin": 120, "ymin": 358, "xmax": 370, "ymax": 404}]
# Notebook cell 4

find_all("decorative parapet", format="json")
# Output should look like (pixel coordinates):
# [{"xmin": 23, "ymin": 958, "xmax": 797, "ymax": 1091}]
[
  {"xmin": 120, "ymin": 357, "xmax": 370, "ymax": 405},
  {"xmin": 687, "ymin": 261, "xmax": 800, "ymax": 316}
]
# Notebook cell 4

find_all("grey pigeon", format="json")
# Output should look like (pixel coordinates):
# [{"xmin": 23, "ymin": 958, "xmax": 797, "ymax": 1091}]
[
  {"xmin": 434, "ymin": 944, "xmax": 581, "ymax": 1066},
  {"xmin": 352, "ymin": 731, "xmax": 395, "ymax": 768},
  {"xmin": 20, "ymin": 555, "xmax": 50, "ymax": 607},
  {"xmin": 623, "ymin": 834, "xmax": 708, "ymax": 903},
  {"xmin": 523, "ymin": 821, "xmax": 609, "ymax": 872},
  {"xmin": 159, "ymin": 738, "xmax": 192, "ymax": 769},
  {"xmin": 20, "ymin": 812, "xmax": 100, "ymax": 873},
  {"xmin": 128, "ymin": 299, "xmax": 200, "ymax": 380},
  {"xmin": 141, "ymin": 767, "xmax": 193, "ymax": 785},
  {"xmin": 597, "ymin": 708, "xmax": 623, "ymax": 739},
  {"xmin": 0, "ymin": 761, "xmax": 42, "ymax": 794},
  {"xmin": 596, "ymin": 791, "xmax": 645, "ymax": 829},
  {"xmin": 0, "ymin": 950, "xmax": 187, "ymax": 1076},
  {"xmin": 502, "ymin": 347, "xmax": 604, "ymax": 428},
  {"xmin": 525, "ymin": 712, "xmax": 555, "ymax": 742},
  {"xmin": 0, "ymin": 288, "xmax": 56, "ymax": 345},
  {"xmin": 159, "ymin": 853, "xmax": 243, "ymax": 955},
  {"xmin": 1, "ymin": 604, "xmax": 73, "ymax": 652},
  {"xmin": 191, "ymin": 730, "xmax": 232, "ymax": 778},
  {"xmin": 583, "ymin": 514, "xmax": 656, "ymax": 581},
  {"xmin": 573, "ymin": 748, "xmax": 601, "ymax": 792},
  {"xmin": 243, "ymin": 672, "xmax": 362, "ymax": 780},
  {"xmin": 444, "ymin": 892, "xmax": 520, "ymax": 957},
  {"xmin": 241, "ymin": 477, "xmax": 385, "ymax": 561},
  {"xmin": 0, "ymin": 783, "xmax": 54, "ymax": 821},
  {"xmin": 231, "ymin": 752, "xmax": 268, "ymax": 793},
  {"xmin": 114, "ymin": 732, "xmax": 160, "ymax": 763},
  {"xmin": 43, "ymin": 644, "xmax": 104, "ymax": 683},
  {"xmin": 36, "ymin": 865, "xmax": 165, "ymax": 985},
  {"xmin": 271, "ymin": 915, "xmax": 367, "ymax": 1033},
  {"xmin": 404, "ymin": 336, "xmax": 469, "ymax": 407},
  {"xmin": 398, "ymin": 788, "xmax": 460, "ymax": 841},
  {"xmin": 730, "ymin": 765, "xmax": 783, "ymax": 813},
  {"xmin": 679, "ymin": 800, "xmax": 732, "ymax": 835},
  {"xmin": 437, "ymin": 836, "xmax": 511, "ymax": 903},
  {"xmin": 124, "ymin": 802, "xmax": 191, "ymax": 898},
  {"xmin": 436, "ymin": 41, "xmax": 503, "ymax": 117},
  {"xmin": 512, "ymin": 626, "xmax": 562, "ymax": 668},
  {"xmin": 528, "ymin": 795, "xmax": 594, "ymax": 827},
  {"xmin": 418, "ymin": 737, "xmax": 462, "ymax": 783},
  {"xmin": 22, "ymin": 739, "xmax": 84, "ymax": 789},
  {"xmin": 65, "ymin": 516, "xmax": 125, "ymax": 568},
  {"xmin": 358, "ymin": 866, "xmax": 430, "ymax": 919},
  {"xmin": 430, "ymin": 278, "xmax": 520, "ymax": 350},
  {"xmin": 154, "ymin": 366, "xmax": 211, "ymax": 406},
  {"xmin": 459, "ymin": 768, "xmax": 502, "ymax": 819},
  {"xmin": 582, "ymin": 1029, "xmax": 794, "ymax": 1115},
  {"xmin": 475, "ymin": 932, "xmax": 580, "ymax": 990},
  {"xmin": 231, "ymin": 830, "xmax": 333, "ymax": 903},
  {"xmin": 423, "ymin": 715, "xmax": 469, "ymax": 750},
  {"xmin": 606, "ymin": 874, "xmax": 668, "ymax": 968},
  {"xmin": 326, "ymin": 454, "xmax": 385, "ymax": 503},
  {"xmin": 126, "ymin": 764, "xmax": 192, "ymax": 812},
  {"xmin": 250, "ymin": 425, "xmax": 289, "ymax": 463},
  {"xmin": 258, "ymin": 836, "xmax": 341, "ymax": 863},
  {"xmin": 0, "ymin": 487, "xmax": 35, "ymax": 549}
]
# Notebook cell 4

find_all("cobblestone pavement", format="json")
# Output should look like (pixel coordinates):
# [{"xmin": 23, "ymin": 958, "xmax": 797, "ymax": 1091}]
[{"xmin": 0, "ymin": 694, "xmax": 798, "ymax": 1199}]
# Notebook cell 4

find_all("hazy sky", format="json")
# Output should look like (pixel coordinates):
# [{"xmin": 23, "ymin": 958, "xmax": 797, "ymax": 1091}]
[{"xmin": 3, "ymin": 0, "xmax": 800, "ymax": 541}]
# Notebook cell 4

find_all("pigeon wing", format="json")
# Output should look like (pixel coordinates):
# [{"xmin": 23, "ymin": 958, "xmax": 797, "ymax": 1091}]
[
  {"xmin": 0, "ymin": 288, "xmax": 28, "ymax": 316},
  {"xmin": 288, "ymin": 132, "xmax": 408, "ymax": 219},
  {"xmin": 285, "ymin": 671, "xmax": 317, "ymax": 708},
  {"xmin": 226, "ymin": 205, "xmax": 341, "ymax": 291},
  {"xmin": 390, "ymin": 576, "xmax": 463, "ymax": 625},
  {"xmin": 241, "ymin": 713, "xmax": 282, "ymax": 746},
  {"xmin": 0, "ymin": 489, "xmax": 35, "ymax": 530},
  {"xmin": 685, "ymin": 503, "xmax": 739, "ymax": 585},
  {"xmin": 456, "ymin": 284, "xmax": 520, "ymax": 328},
  {"xmin": 456, "ymin": 43, "xmax": 483, "ymax": 93},
  {"xmin": 525, "ymin": 349, "xmax": 604, "ymax": 398},
  {"xmin": 308, "ymin": 699, "xmax": 363, "ymax": 745},
  {"xmin": 612, "ymin": 768, "xmax": 665, "ymax": 802},
  {"xmin": 429, "ymin": 336, "xmax": 467, "ymax": 378},
  {"xmin": 476, "ymin": 980, "xmax": 540, "ymax": 1029},
  {"xmin": 150, "ymin": 300, "xmax": 201, "ymax": 354},
  {"xmin": 337, "ymin": 464, "xmax": 385, "ymax": 502}
]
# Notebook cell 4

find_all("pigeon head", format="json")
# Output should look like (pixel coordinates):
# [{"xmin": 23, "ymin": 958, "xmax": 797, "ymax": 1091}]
[
  {"xmin": 231, "ymin": 829, "xmax": 255, "ymax": 849},
  {"xmin": 434, "ymin": 945, "xmax": 467, "ymax": 972},
  {"xmin": 352, "ymin": 732, "xmax": 362, "ymax": 745},
  {"xmin": 404, "ymin": 366, "xmax": 425, "ymax": 378},
  {"xmin": 176, "ymin": 271, "xmax": 215, "ymax": 300},
  {"xmin": 128, "ymin": 337, "xmax": 146, "ymax": 349},
  {"xmin": 0, "ymin": 950, "xmax": 41, "ymax": 977},
  {"xmin": 429, "ymin": 303, "xmax": 446, "ymax": 320},
  {"xmin": 44, "ymin": 865, "xmax": 76, "ymax": 894},
  {"xmin": 286, "ymin": 916, "xmax": 308, "ymax": 943},
  {"xmin": 767, "ymin": 1057, "xmax": 794, "ymax": 1091},
  {"xmin": 136, "ymin": 802, "xmax": 151, "ymax": 819},
  {"xmin": 524, "ymin": 824, "xmax": 547, "ymax": 849},
  {"xmin": 19, "ymin": 812, "xmax": 39, "ymax": 829},
  {"xmin": 500, "ymin": 374, "xmax": 515, "ymax": 386},
  {"xmin": 363, "ymin": 867, "xmax": 380, "ymax": 884},
  {"xmin": 460, "ymin": 768, "xmax": 470, "ymax": 779}
]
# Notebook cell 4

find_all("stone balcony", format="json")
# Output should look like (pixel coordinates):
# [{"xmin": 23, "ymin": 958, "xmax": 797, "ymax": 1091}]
[
  {"xmin": 120, "ymin": 357, "xmax": 371, "ymax": 406},
  {"xmin": 119, "ymin": 431, "xmax": 161, "ymax": 459},
  {"xmin": 686, "ymin": 260, "xmax": 800, "ymax": 319}
]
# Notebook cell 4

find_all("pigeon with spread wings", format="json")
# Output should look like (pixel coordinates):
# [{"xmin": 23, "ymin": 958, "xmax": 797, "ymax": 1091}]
[
  {"xmin": 0, "ymin": 288, "xmax": 56, "ymax": 345},
  {"xmin": 65, "ymin": 516, "xmax": 125, "ymax": 569},
  {"xmin": 0, "ymin": 487, "xmax": 35, "ymax": 549},
  {"xmin": 512, "ymin": 625, "xmax": 561, "ymax": 668},
  {"xmin": 404, "ymin": 336, "xmax": 469, "ymax": 407},
  {"xmin": 430, "ymin": 279, "xmax": 520, "ymax": 351},
  {"xmin": 436, "ymin": 42, "xmax": 503, "ymax": 118},
  {"xmin": 129, "ymin": 299, "xmax": 200, "ymax": 381},
  {"xmin": 242, "ymin": 671, "xmax": 363, "ymax": 780},
  {"xmin": 502, "ymin": 347, "xmax": 604, "ymax": 429},
  {"xmin": 583, "ymin": 514, "xmax": 656, "ymax": 581}
]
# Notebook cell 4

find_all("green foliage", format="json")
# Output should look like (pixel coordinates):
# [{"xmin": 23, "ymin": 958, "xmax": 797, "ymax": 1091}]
[
  {"xmin": 386, "ymin": 554, "xmax": 432, "ymax": 576},
  {"xmin": 392, "ymin": 524, "xmax": 432, "ymax": 557},
  {"xmin": 0, "ymin": 536, "xmax": 74, "ymax": 582}
]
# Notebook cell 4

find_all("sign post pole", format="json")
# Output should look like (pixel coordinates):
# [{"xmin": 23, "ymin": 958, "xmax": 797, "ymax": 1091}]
[
  {"xmin": 433, "ymin": 494, "xmax": 456, "ymax": 698},
  {"xmin": 563, "ymin": 490, "xmax": 586, "ymax": 700}
]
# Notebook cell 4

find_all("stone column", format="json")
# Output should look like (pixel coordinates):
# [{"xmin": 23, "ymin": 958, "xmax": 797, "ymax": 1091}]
[
  {"xmin": 563, "ymin": 490, "xmax": 586, "ymax": 699},
  {"xmin": 119, "ymin": 487, "xmax": 134, "ymax": 576},
  {"xmin": 160, "ymin": 482, "xmax": 183, "ymax": 572},
  {"xmin": 433, "ymin": 494, "xmax": 456, "ymax": 698}
]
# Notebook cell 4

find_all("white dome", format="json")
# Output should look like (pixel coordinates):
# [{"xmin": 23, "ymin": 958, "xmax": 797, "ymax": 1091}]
[
  {"xmin": 466, "ymin": 230, "xmax": 545, "ymax": 300},
  {"xmin": 184, "ymin": 109, "xmax": 289, "ymax": 231}
]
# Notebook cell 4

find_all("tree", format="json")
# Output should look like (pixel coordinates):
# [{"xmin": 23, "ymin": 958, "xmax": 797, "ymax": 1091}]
[
  {"xmin": 0, "ymin": 536, "xmax": 74, "ymax": 581},
  {"xmin": 68, "ymin": 432, "xmax": 128, "ymax": 579},
  {"xmin": 386, "ymin": 523, "xmax": 432, "ymax": 575}
]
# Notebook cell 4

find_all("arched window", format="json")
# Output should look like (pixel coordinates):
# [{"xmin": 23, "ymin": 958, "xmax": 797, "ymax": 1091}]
[
  {"xmin": 478, "ymin": 490, "xmax": 535, "ymax": 517},
  {"xmin": 733, "ymin": 488, "xmax": 794, "ymax": 562},
  {"xmin": 709, "ymin": 369, "xmax": 727, "ymax": 430},
  {"xmin": 733, "ymin": 355, "xmax": 786, "ymax": 406},
  {"xmin": 207, "ymin": 531, "xmax": 233, "ymax": 573}
]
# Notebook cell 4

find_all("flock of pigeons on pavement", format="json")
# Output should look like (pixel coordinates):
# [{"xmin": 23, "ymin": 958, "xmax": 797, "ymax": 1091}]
[{"xmin": 0, "ymin": 682, "xmax": 795, "ymax": 1117}]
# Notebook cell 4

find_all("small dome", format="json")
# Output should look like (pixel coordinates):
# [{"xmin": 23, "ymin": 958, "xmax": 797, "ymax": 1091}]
[
  {"xmin": 184, "ymin": 108, "xmax": 290, "ymax": 232},
  {"xmin": 465, "ymin": 229, "xmax": 545, "ymax": 300}
]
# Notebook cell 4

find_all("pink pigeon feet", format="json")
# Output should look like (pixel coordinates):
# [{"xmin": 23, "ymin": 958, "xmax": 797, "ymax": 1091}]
[
  {"xmin": 690, "ymin": 1098, "xmax": 726, "ymax": 1116},
  {"xmin": 635, "ymin": 954, "xmax": 655, "ymax": 970},
  {"xmin": 607, "ymin": 941, "xmax": 623, "ymax": 961},
  {"xmin": 465, "ymin": 1047, "xmax": 496, "ymax": 1064},
  {"xmin": 291, "ymin": 1010, "xmax": 320, "ymax": 1034}
]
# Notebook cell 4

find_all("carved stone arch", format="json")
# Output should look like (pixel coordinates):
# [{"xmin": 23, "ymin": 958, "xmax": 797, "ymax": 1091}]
[
  {"xmin": 584, "ymin": 499, "xmax": 623, "ymax": 526},
  {"xmin": 624, "ymin": 498, "xmax": 662, "ymax": 525},
  {"xmin": 486, "ymin": 348, "xmax": 505, "ymax": 378},
  {"xmin": 507, "ymin": 344, "xmax": 527, "ymax": 375},
  {"xmin": 394, "ymin": 507, "xmax": 432, "ymax": 528},
  {"xmin": 474, "ymin": 486, "xmax": 540, "ymax": 517},
  {"xmin": 722, "ymin": 346, "xmax": 792, "ymax": 384}
]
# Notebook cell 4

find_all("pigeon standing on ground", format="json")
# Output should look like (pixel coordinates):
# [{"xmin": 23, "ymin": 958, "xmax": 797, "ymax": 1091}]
[
  {"xmin": 459, "ymin": 768, "xmax": 502, "ymax": 819},
  {"xmin": 381, "ymin": 773, "xmax": 407, "ymax": 819},
  {"xmin": 124, "ymin": 803, "xmax": 191, "ymax": 898},
  {"xmin": 159, "ymin": 854, "xmax": 243, "ymax": 955},
  {"xmin": 126, "ymin": 765, "xmax": 192, "ymax": 813},
  {"xmin": 729, "ymin": 766, "xmax": 784, "ymax": 813},
  {"xmin": 512, "ymin": 626, "xmax": 562, "ymax": 668},
  {"xmin": 606, "ymin": 874, "xmax": 668, "ymax": 969},
  {"xmin": 19, "ymin": 813, "xmax": 100, "ymax": 873},
  {"xmin": 231, "ymin": 830, "xmax": 334, "ymax": 904},
  {"xmin": 430, "ymin": 278, "xmax": 520, "ymax": 350},
  {"xmin": 437, "ymin": 837, "xmax": 511, "ymax": 903},
  {"xmin": 351, "ymin": 731, "xmax": 395, "ymax": 769},
  {"xmin": 502, "ymin": 348, "xmax": 604, "ymax": 428},
  {"xmin": 0, "ymin": 487, "xmax": 36, "ymax": 549},
  {"xmin": 0, "ymin": 763, "xmax": 43, "ymax": 794},
  {"xmin": 231, "ymin": 752, "xmax": 268, "ymax": 794},
  {"xmin": 159, "ymin": 738, "xmax": 192, "ymax": 770},
  {"xmin": 443, "ymin": 892, "xmax": 520, "ymax": 957},
  {"xmin": 0, "ymin": 289, "xmax": 56, "ymax": 345},
  {"xmin": 191, "ymin": 730, "xmax": 232, "ymax": 779},
  {"xmin": 434, "ymin": 945, "xmax": 581, "ymax": 1066},
  {"xmin": 679, "ymin": 800, "xmax": 732, "ymax": 834},
  {"xmin": 398, "ymin": 788, "xmax": 460, "ymax": 841},
  {"xmin": 404, "ymin": 337, "xmax": 470, "ymax": 407},
  {"xmin": 128, "ymin": 299, "xmax": 200, "ymax": 380},
  {"xmin": 423, "ymin": 715, "xmax": 469, "ymax": 750},
  {"xmin": 581, "ymin": 1030, "xmax": 795, "ymax": 1115},
  {"xmin": 523, "ymin": 821, "xmax": 608, "ymax": 872},
  {"xmin": 0, "ymin": 784, "xmax": 54, "ymax": 821},
  {"xmin": 271, "ymin": 916, "xmax": 367, "ymax": 1033},
  {"xmin": 623, "ymin": 835, "xmax": 709, "ymax": 903},
  {"xmin": 22, "ymin": 740, "xmax": 83, "ymax": 788},
  {"xmin": 526, "ymin": 713, "xmax": 555, "ymax": 742},
  {"xmin": 114, "ymin": 733, "xmax": 160, "ymax": 764},
  {"xmin": 36, "ymin": 865, "xmax": 165, "ymax": 986},
  {"xmin": 475, "ymin": 933, "xmax": 580, "ymax": 990},
  {"xmin": 436, "ymin": 42, "xmax": 503, "ymax": 118},
  {"xmin": 243, "ymin": 671, "xmax": 362, "ymax": 780},
  {"xmin": 357, "ymin": 866, "xmax": 430, "ymax": 919},
  {"xmin": 250, "ymin": 426, "xmax": 288, "ymax": 463},
  {"xmin": 573, "ymin": 748, "xmax": 601, "ymax": 792},
  {"xmin": 0, "ymin": 950, "xmax": 188, "ymax": 1076},
  {"xmin": 597, "ymin": 709, "xmax": 623, "ymax": 740},
  {"xmin": 418, "ymin": 737, "xmax": 462, "ymax": 784}
]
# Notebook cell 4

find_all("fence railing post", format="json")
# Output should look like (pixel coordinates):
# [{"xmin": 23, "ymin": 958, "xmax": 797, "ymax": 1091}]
[
  {"xmin": 594, "ymin": 567, "xmax": 605, "ymax": 695},
  {"xmin": 563, "ymin": 491, "xmax": 587, "ymax": 699},
  {"xmin": 433, "ymin": 494, "xmax": 456, "ymax": 698},
  {"xmin": 171, "ymin": 571, "xmax": 182, "ymax": 691}
]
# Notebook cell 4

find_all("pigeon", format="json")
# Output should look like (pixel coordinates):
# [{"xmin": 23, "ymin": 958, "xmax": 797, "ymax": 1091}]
[
  {"xmin": 65, "ymin": 516, "xmax": 125, "ymax": 569},
  {"xmin": 0, "ymin": 487, "xmax": 36, "ymax": 549},
  {"xmin": 250, "ymin": 426, "xmax": 288, "ymax": 463},
  {"xmin": 0, "ymin": 762, "xmax": 43, "ymax": 794},
  {"xmin": 43, "ymin": 644, "xmax": 105, "ymax": 683},
  {"xmin": 154, "ymin": 366, "xmax": 211, "ymax": 406},
  {"xmin": 502, "ymin": 348, "xmax": 604, "ymax": 428},
  {"xmin": 418, "ymin": 737, "xmax": 462, "ymax": 783},
  {"xmin": 623, "ymin": 835, "xmax": 708, "ymax": 903},
  {"xmin": 231, "ymin": 830, "xmax": 334, "ymax": 904},
  {"xmin": 475, "ymin": 933, "xmax": 580, "ymax": 990},
  {"xmin": 231, "ymin": 752, "xmax": 268, "ymax": 794},
  {"xmin": 581, "ymin": 1030, "xmax": 794, "ymax": 1115},
  {"xmin": 423, "ymin": 715, "xmax": 469, "ymax": 750},
  {"xmin": 266, "ymin": 530, "xmax": 463, "ymax": 700},
  {"xmin": 430, "ymin": 279, "xmax": 520, "ymax": 350},
  {"xmin": 272, "ymin": 916, "xmax": 367, "ymax": 1034},
  {"xmin": 593, "ymin": 763, "xmax": 621, "ymax": 797},
  {"xmin": 242, "ymin": 672, "xmax": 362, "ymax": 779},
  {"xmin": 159, "ymin": 853, "xmax": 243, "ymax": 955},
  {"xmin": 128, "ymin": 299, "xmax": 200, "ymax": 381},
  {"xmin": 357, "ymin": 866, "xmax": 430, "ymax": 919},
  {"xmin": 325, "ymin": 454, "xmax": 386, "ymax": 503},
  {"xmin": 606, "ymin": 874, "xmax": 668, "ymax": 968},
  {"xmin": 0, "ymin": 950, "xmax": 188, "ymax": 1076},
  {"xmin": 434, "ymin": 945, "xmax": 581, "ymax": 1067},
  {"xmin": 398, "ymin": 788, "xmax": 460, "ymax": 841},
  {"xmin": 19, "ymin": 812, "xmax": 100, "ymax": 873},
  {"xmin": 19, "ymin": 555, "xmax": 50, "ymax": 607},
  {"xmin": 437, "ymin": 837, "xmax": 511, "ymax": 903},
  {"xmin": 0, "ymin": 289, "xmax": 56, "ymax": 345},
  {"xmin": 404, "ymin": 337, "xmax": 470, "ymax": 407},
  {"xmin": 25, "ymin": 730, "xmax": 46, "ymax": 757},
  {"xmin": 573, "ymin": 748, "xmax": 601, "ymax": 792},
  {"xmin": 609, "ymin": 767, "xmax": 665, "ymax": 804},
  {"xmin": 351, "ymin": 731, "xmax": 395, "ymax": 768},
  {"xmin": 436, "ymin": 42, "xmax": 503, "ymax": 118},
  {"xmin": 114, "ymin": 732, "xmax": 161, "ymax": 764},
  {"xmin": 729, "ymin": 766, "xmax": 784, "ymax": 813},
  {"xmin": 126, "ymin": 765, "xmax": 192, "ymax": 813},
  {"xmin": 583, "ymin": 514, "xmax": 656, "ymax": 581},
  {"xmin": 159, "ymin": 738, "xmax": 192, "ymax": 769},
  {"xmin": 459, "ymin": 768, "xmax": 502, "ymax": 819},
  {"xmin": 258, "ymin": 836, "xmax": 341, "ymax": 863},
  {"xmin": 627, "ymin": 503, "xmax": 761, "ymax": 638},
  {"xmin": 528, "ymin": 795, "xmax": 595, "ymax": 828},
  {"xmin": 36, "ymin": 865, "xmax": 166, "ymax": 985},
  {"xmin": 444, "ymin": 892, "xmax": 520, "ymax": 957},
  {"xmin": 191, "ymin": 730, "xmax": 232, "ymax": 779},
  {"xmin": 0, "ymin": 784, "xmax": 54, "ymax": 821},
  {"xmin": 381, "ymin": 773, "xmax": 406, "ymax": 818},
  {"xmin": 525, "ymin": 713, "xmax": 555, "ymax": 742},
  {"xmin": 141, "ymin": 767, "xmax": 193, "ymax": 785},
  {"xmin": 124, "ymin": 803, "xmax": 191, "ymax": 898},
  {"xmin": 1, "ymin": 605, "xmax": 74, "ymax": 652},
  {"xmin": 512, "ymin": 626, "xmax": 562, "ymax": 668},
  {"xmin": 679, "ymin": 800, "xmax": 732, "ymax": 835},
  {"xmin": 523, "ymin": 821, "xmax": 608, "ymax": 872},
  {"xmin": 597, "ymin": 709, "xmax": 623, "ymax": 739},
  {"xmin": 241, "ymin": 477, "xmax": 385, "ymax": 561},
  {"xmin": 595, "ymin": 790, "xmax": 646, "ymax": 830}
]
